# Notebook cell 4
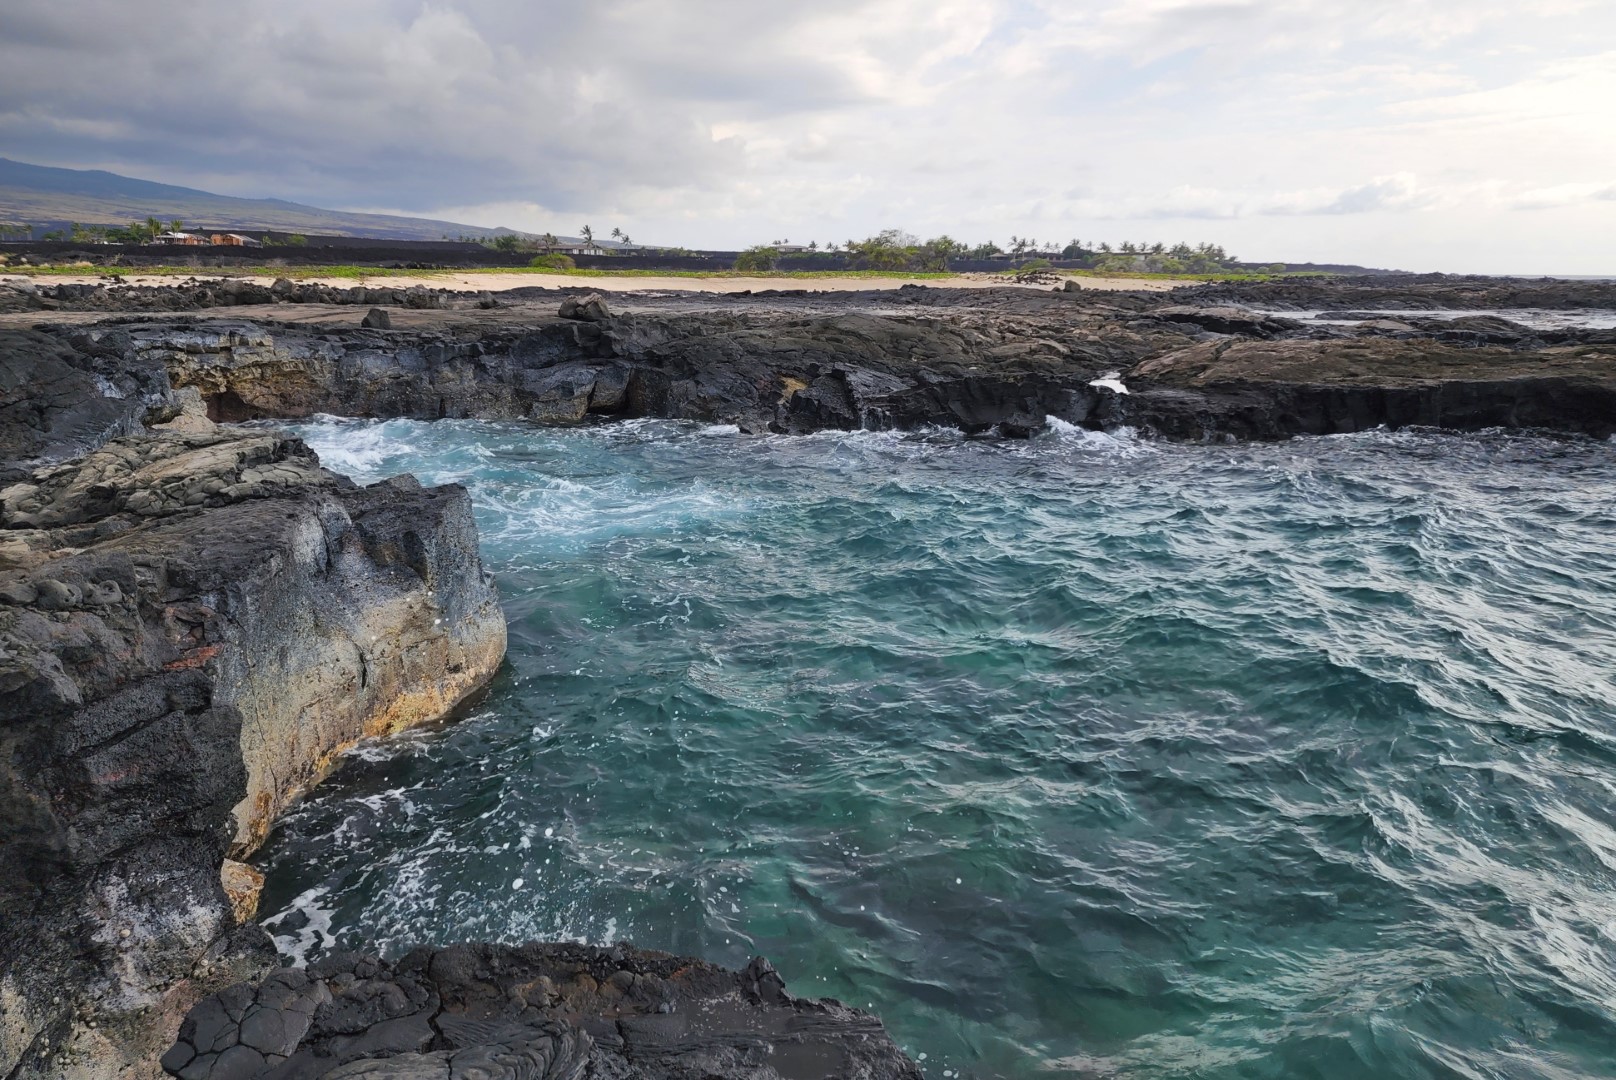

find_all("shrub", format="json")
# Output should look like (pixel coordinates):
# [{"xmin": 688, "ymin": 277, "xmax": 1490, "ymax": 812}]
[
  {"xmin": 529, "ymin": 253, "xmax": 577, "ymax": 270},
  {"xmin": 734, "ymin": 246, "xmax": 780, "ymax": 272},
  {"xmin": 1016, "ymin": 257, "xmax": 1053, "ymax": 271}
]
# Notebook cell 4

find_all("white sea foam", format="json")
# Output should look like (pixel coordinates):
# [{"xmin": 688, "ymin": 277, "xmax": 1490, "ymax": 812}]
[
  {"xmin": 292, "ymin": 418, "xmax": 418, "ymax": 481},
  {"xmin": 1040, "ymin": 417, "xmax": 1153, "ymax": 457},
  {"xmin": 1089, "ymin": 371, "xmax": 1130, "ymax": 394},
  {"xmin": 261, "ymin": 886, "xmax": 338, "ymax": 964}
]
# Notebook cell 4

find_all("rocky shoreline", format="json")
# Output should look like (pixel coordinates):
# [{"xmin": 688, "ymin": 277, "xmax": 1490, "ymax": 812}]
[{"xmin": 1, "ymin": 276, "xmax": 1613, "ymax": 1079}]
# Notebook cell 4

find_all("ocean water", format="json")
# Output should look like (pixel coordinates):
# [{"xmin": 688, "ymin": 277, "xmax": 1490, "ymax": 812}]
[{"xmin": 255, "ymin": 416, "xmax": 1616, "ymax": 1079}]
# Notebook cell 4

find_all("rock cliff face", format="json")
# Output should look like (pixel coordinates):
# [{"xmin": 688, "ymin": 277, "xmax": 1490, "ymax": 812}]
[
  {"xmin": 1124, "ymin": 336, "xmax": 1616, "ymax": 441},
  {"xmin": 88, "ymin": 303, "xmax": 1616, "ymax": 443},
  {"xmin": 0, "ymin": 331, "xmax": 506, "ymax": 1079}
]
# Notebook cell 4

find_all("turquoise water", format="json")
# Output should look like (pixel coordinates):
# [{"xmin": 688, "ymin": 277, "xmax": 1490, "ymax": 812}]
[{"xmin": 256, "ymin": 417, "xmax": 1616, "ymax": 1079}]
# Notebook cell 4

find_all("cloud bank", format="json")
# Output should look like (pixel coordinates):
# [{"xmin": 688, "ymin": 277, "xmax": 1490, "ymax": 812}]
[{"xmin": 1, "ymin": 0, "xmax": 1611, "ymax": 272}]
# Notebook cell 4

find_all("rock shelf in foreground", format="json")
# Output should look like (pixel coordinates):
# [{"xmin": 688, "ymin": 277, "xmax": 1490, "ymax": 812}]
[{"xmin": 160, "ymin": 944, "xmax": 920, "ymax": 1080}]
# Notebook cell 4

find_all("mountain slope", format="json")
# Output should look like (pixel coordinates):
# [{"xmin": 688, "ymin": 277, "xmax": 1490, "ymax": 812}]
[{"xmin": 0, "ymin": 158, "xmax": 513, "ymax": 240}]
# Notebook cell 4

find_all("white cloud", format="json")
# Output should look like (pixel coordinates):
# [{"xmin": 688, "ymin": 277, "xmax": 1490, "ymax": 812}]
[{"xmin": 1260, "ymin": 175, "xmax": 1439, "ymax": 216}]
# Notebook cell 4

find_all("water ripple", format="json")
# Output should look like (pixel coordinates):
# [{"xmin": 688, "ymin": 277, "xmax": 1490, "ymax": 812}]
[{"xmin": 256, "ymin": 418, "xmax": 1616, "ymax": 1079}]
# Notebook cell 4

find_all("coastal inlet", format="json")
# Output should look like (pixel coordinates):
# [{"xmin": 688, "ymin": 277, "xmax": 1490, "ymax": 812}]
[{"xmin": 255, "ymin": 416, "xmax": 1616, "ymax": 1080}]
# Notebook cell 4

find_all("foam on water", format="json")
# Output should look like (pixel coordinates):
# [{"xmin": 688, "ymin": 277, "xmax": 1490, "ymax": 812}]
[{"xmin": 257, "ymin": 416, "xmax": 1616, "ymax": 1079}]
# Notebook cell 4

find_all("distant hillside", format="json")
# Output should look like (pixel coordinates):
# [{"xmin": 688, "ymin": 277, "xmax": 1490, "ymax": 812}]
[{"xmin": 0, "ymin": 158, "xmax": 516, "ymax": 241}]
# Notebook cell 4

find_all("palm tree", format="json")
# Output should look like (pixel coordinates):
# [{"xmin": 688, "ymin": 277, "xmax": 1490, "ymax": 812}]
[
  {"xmin": 170, "ymin": 219, "xmax": 184, "ymax": 234},
  {"xmin": 145, "ymin": 216, "xmax": 163, "ymax": 241},
  {"xmin": 541, "ymin": 232, "xmax": 559, "ymax": 253},
  {"xmin": 579, "ymin": 225, "xmax": 597, "ymax": 253},
  {"xmin": 610, "ymin": 227, "xmax": 623, "ymax": 241}
]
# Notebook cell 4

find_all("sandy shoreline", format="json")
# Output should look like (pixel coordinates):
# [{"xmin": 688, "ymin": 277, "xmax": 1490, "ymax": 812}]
[{"xmin": 3, "ymin": 270, "xmax": 1186, "ymax": 294}]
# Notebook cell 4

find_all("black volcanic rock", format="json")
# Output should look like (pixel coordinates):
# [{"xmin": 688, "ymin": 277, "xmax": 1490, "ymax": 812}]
[
  {"xmin": 162, "ymin": 945, "xmax": 921, "ymax": 1080},
  {"xmin": 0, "ymin": 328, "xmax": 169, "ymax": 481}
]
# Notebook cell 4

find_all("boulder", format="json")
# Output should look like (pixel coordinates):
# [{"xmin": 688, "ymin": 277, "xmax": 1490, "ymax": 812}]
[{"xmin": 557, "ymin": 293, "xmax": 611, "ymax": 322}]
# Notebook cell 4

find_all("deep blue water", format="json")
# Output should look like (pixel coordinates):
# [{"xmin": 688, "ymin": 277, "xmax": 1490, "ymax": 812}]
[{"xmin": 255, "ymin": 417, "xmax": 1616, "ymax": 1079}]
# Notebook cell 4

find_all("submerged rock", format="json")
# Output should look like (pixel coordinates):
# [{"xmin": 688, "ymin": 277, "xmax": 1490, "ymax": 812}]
[{"xmin": 162, "ymin": 944, "xmax": 921, "ymax": 1080}]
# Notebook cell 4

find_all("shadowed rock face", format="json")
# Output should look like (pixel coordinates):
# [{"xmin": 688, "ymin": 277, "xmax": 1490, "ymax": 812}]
[
  {"xmin": 28, "ymin": 277, "xmax": 1613, "ymax": 445},
  {"xmin": 0, "ymin": 328, "xmax": 172, "ymax": 482},
  {"xmin": 160, "ymin": 945, "xmax": 922, "ymax": 1080},
  {"xmin": 1125, "ymin": 337, "xmax": 1616, "ymax": 440}
]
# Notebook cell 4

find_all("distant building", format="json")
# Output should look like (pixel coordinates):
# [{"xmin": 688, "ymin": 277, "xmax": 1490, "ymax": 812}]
[
  {"xmin": 152, "ymin": 232, "xmax": 205, "ymax": 245},
  {"xmin": 210, "ymin": 233, "xmax": 262, "ymax": 247},
  {"xmin": 774, "ymin": 244, "xmax": 809, "ymax": 254}
]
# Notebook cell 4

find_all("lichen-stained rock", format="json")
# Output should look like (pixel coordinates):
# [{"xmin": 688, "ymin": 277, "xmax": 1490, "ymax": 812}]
[
  {"xmin": 0, "ymin": 429, "xmax": 505, "ymax": 1080},
  {"xmin": 162, "ymin": 944, "xmax": 922, "ymax": 1080},
  {"xmin": 221, "ymin": 860, "xmax": 265, "ymax": 925}
]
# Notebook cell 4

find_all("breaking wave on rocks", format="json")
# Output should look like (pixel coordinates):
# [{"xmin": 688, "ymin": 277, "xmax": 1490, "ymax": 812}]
[{"xmin": 258, "ymin": 416, "xmax": 1616, "ymax": 1079}]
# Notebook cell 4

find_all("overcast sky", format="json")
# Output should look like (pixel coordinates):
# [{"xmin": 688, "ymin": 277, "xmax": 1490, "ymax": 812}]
[{"xmin": 3, "ymin": 0, "xmax": 1612, "ymax": 272}]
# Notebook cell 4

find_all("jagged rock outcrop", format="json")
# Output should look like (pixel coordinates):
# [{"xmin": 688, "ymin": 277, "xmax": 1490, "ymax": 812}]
[
  {"xmin": 1124, "ymin": 337, "xmax": 1616, "ymax": 440},
  {"xmin": 160, "ymin": 945, "xmax": 921, "ymax": 1080},
  {"xmin": 65, "ymin": 313, "xmax": 1174, "ymax": 439},
  {"xmin": 56, "ymin": 300, "xmax": 1612, "ymax": 444},
  {"xmin": 0, "ymin": 328, "xmax": 171, "ymax": 481},
  {"xmin": 0, "ymin": 336, "xmax": 506, "ymax": 1079}
]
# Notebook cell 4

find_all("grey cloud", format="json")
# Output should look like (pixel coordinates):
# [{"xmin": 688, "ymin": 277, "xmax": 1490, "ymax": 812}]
[{"xmin": 0, "ymin": 0, "xmax": 883, "ymax": 215}]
